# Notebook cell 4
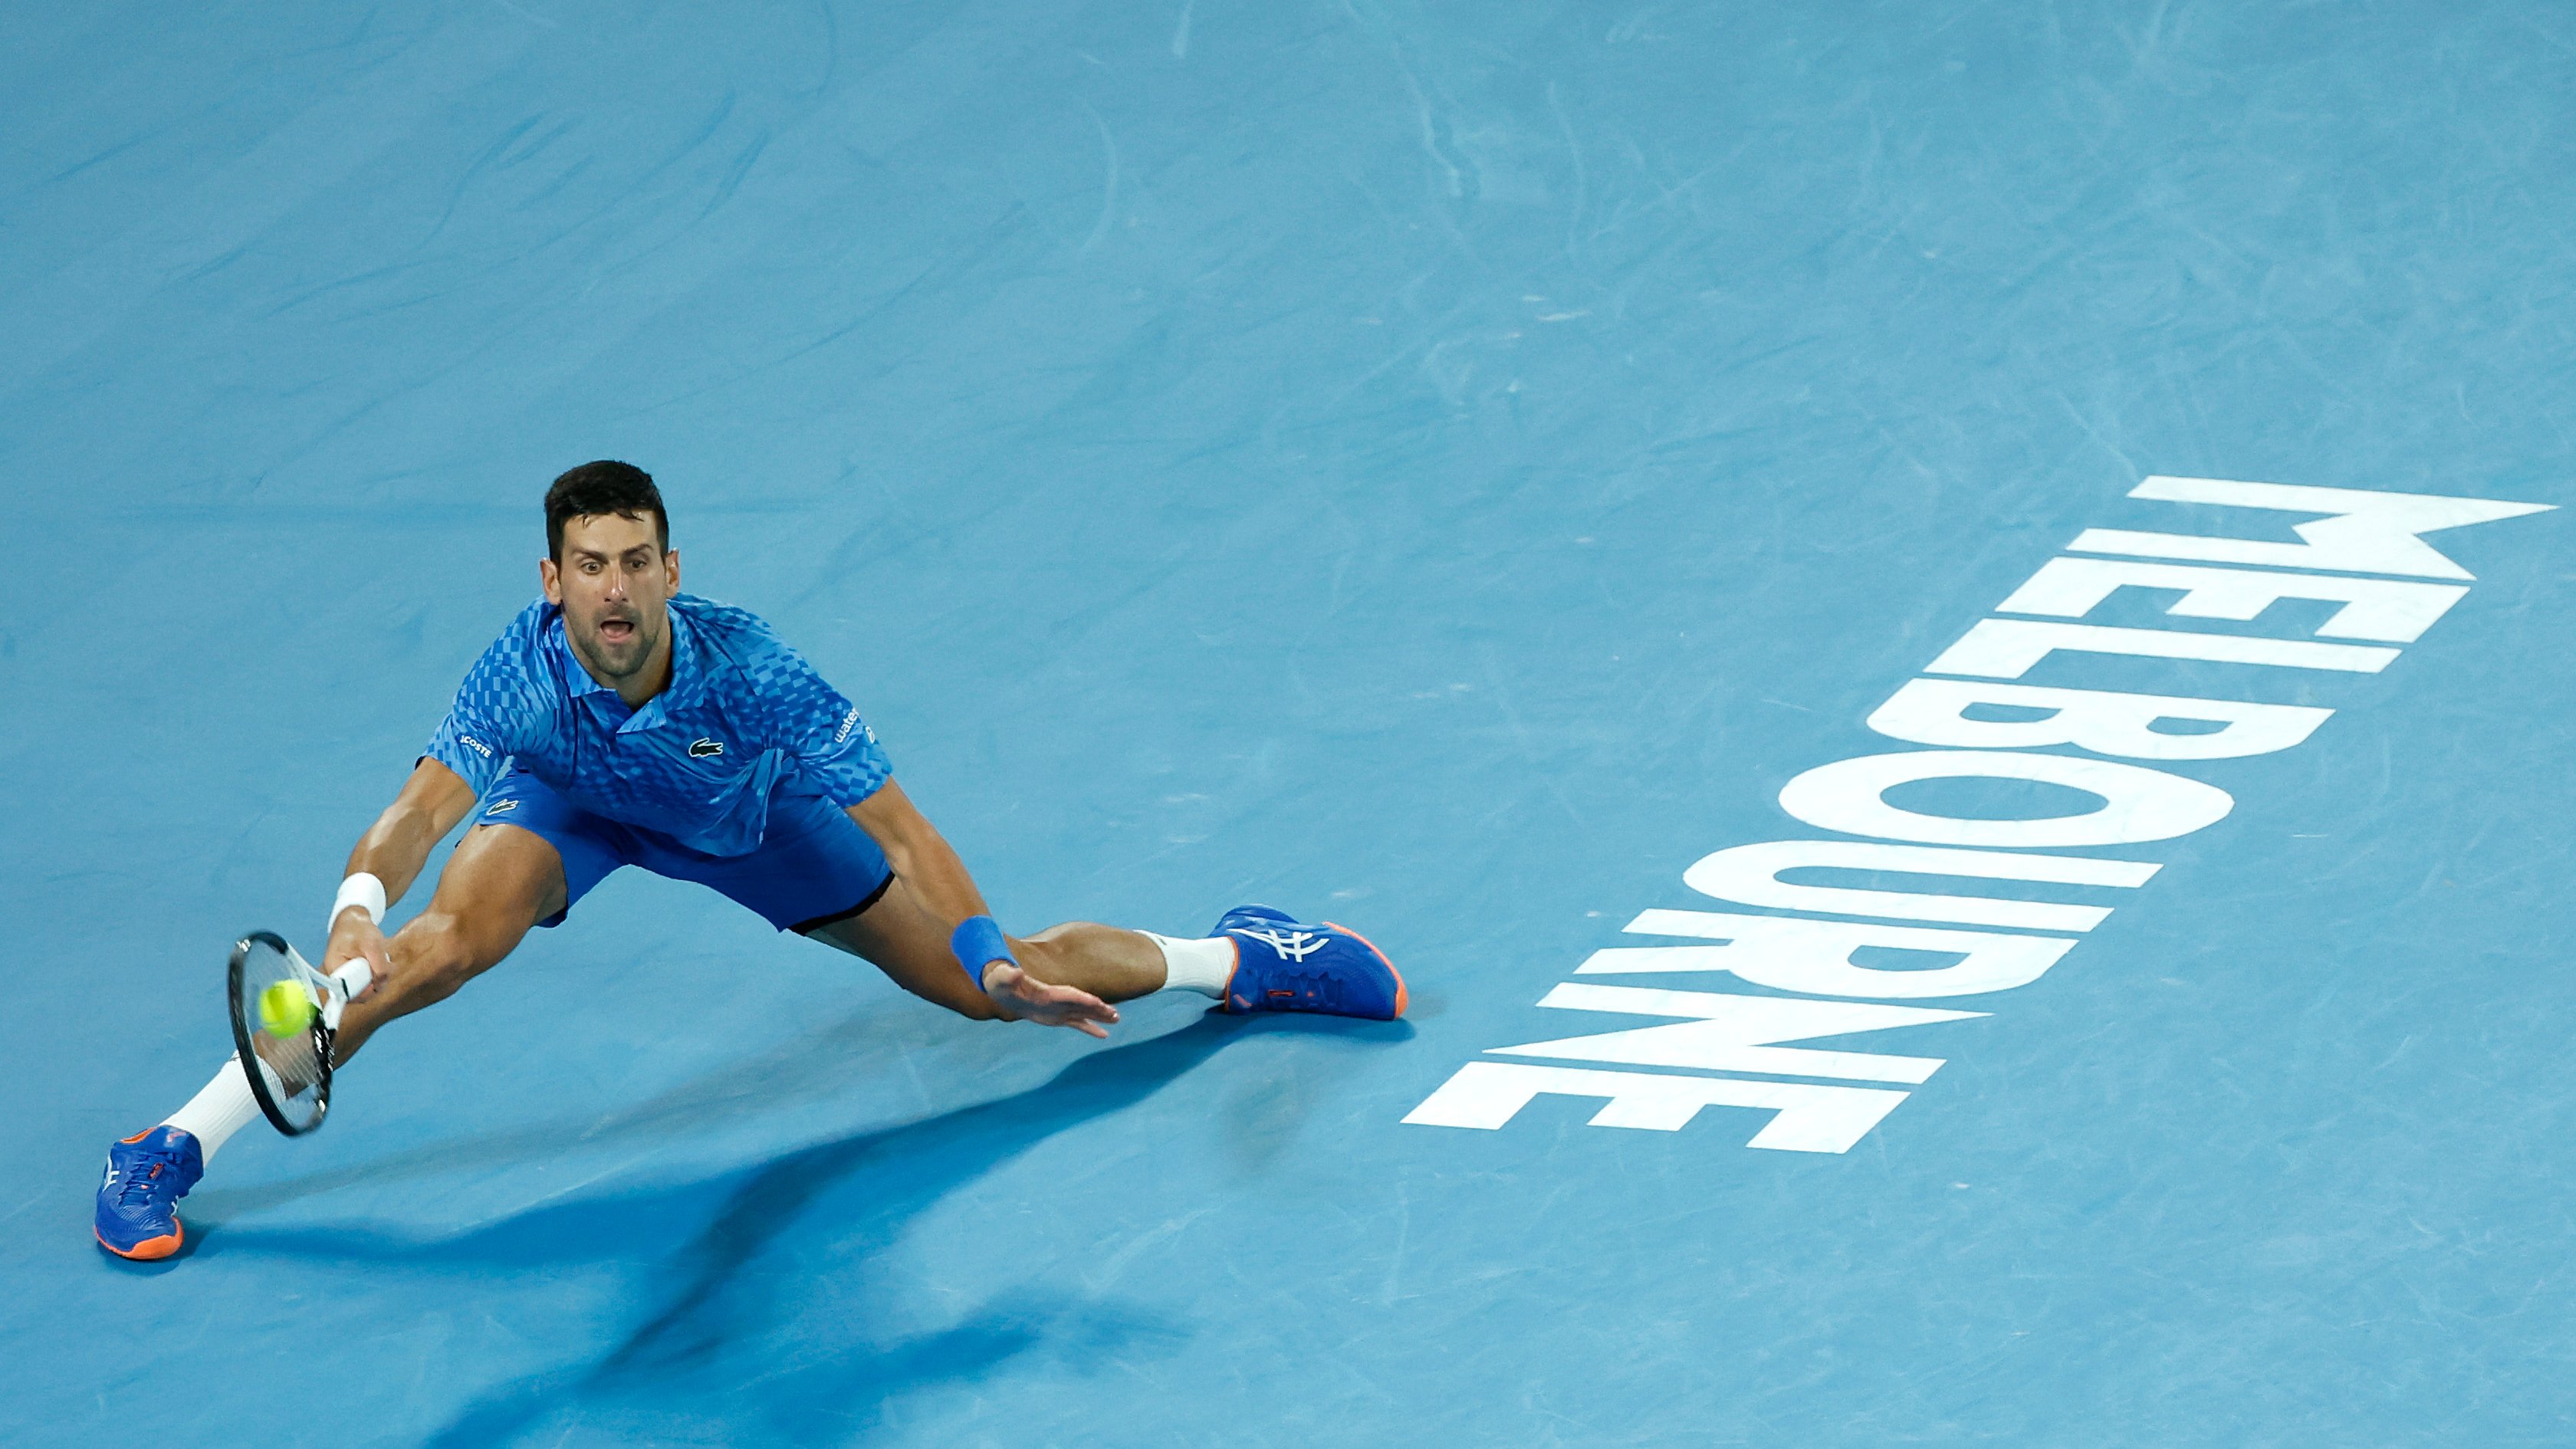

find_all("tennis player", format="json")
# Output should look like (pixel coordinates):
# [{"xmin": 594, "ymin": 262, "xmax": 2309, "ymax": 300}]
[{"xmin": 97, "ymin": 461, "xmax": 1403, "ymax": 1260}]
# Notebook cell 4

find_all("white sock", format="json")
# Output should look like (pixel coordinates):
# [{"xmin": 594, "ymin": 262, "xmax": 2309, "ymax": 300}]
[
  {"xmin": 162, "ymin": 1057, "xmax": 261, "ymax": 1165},
  {"xmin": 1145, "ymin": 932, "xmax": 1237, "ymax": 997}
]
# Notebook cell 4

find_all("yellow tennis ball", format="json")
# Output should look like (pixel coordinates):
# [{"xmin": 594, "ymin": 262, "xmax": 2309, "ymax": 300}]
[{"xmin": 258, "ymin": 979, "xmax": 317, "ymax": 1037}]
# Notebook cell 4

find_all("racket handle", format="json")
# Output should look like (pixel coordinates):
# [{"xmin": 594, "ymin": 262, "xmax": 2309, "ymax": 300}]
[{"xmin": 317, "ymin": 958, "xmax": 373, "ymax": 1031}]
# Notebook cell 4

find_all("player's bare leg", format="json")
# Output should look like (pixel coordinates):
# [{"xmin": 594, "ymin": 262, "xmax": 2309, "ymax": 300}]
[
  {"xmin": 329, "ymin": 821, "xmax": 567, "ymax": 1063},
  {"xmin": 803, "ymin": 873, "xmax": 1167, "ymax": 1024},
  {"xmin": 801, "ymin": 873, "xmax": 1405, "ymax": 1032}
]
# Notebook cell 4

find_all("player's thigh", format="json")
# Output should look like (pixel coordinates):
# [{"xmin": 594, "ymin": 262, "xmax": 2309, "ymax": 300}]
[
  {"xmin": 412, "ymin": 820, "xmax": 570, "ymax": 970},
  {"xmin": 804, "ymin": 875, "xmax": 996, "ymax": 1019}
]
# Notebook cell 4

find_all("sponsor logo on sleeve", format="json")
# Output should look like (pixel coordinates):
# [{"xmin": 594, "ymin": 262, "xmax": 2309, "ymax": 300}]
[
  {"xmin": 458, "ymin": 734, "xmax": 494, "ymax": 758},
  {"xmin": 833, "ymin": 705, "xmax": 864, "ymax": 747}
]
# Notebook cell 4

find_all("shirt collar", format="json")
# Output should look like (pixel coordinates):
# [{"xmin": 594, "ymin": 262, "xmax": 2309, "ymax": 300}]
[
  {"xmin": 548, "ymin": 600, "xmax": 700, "ymax": 714},
  {"xmin": 660, "ymin": 600, "xmax": 704, "ymax": 711}
]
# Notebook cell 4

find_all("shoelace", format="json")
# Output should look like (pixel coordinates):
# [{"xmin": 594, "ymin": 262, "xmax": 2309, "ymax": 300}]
[{"xmin": 112, "ymin": 1145, "xmax": 187, "ymax": 1209}]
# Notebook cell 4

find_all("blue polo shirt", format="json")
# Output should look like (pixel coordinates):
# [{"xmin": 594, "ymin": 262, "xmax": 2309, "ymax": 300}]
[{"xmin": 423, "ymin": 595, "xmax": 892, "ymax": 858}]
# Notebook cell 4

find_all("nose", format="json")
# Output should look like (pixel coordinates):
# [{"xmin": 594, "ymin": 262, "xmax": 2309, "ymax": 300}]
[{"xmin": 603, "ymin": 565, "xmax": 629, "ymax": 602}]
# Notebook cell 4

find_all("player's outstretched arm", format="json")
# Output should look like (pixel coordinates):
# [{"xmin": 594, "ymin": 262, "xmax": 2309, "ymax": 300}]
[
  {"xmin": 844, "ymin": 780, "xmax": 1122, "ymax": 1037},
  {"xmin": 323, "ymin": 757, "xmax": 479, "ymax": 991}
]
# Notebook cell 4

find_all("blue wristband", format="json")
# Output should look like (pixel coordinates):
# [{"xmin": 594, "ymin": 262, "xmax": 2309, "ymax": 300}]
[{"xmin": 950, "ymin": 915, "xmax": 1014, "ymax": 994}]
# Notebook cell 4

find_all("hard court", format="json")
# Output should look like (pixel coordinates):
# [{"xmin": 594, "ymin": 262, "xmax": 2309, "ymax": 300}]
[{"xmin": 5, "ymin": 3, "xmax": 2574, "ymax": 1445}]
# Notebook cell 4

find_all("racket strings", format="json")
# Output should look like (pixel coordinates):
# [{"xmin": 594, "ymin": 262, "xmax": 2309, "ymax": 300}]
[
  {"xmin": 249, "ymin": 1022, "xmax": 324, "ymax": 1100},
  {"xmin": 231, "ymin": 934, "xmax": 335, "ymax": 1133}
]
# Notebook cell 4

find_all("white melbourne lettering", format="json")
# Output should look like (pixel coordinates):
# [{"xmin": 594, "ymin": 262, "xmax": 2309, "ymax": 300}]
[
  {"xmin": 1241, "ymin": 927, "xmax": 1330, "ymax": 962},
  {"xmin": 1405, "ymin": 476, "xmax": 2557, "ymax": 1153},
  {"xmin": 1404, "ymin": 1065, "xmax": 1910, "ymax": 1152}
]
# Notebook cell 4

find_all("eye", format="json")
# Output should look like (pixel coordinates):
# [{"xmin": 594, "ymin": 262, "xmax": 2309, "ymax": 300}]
[{"xmin": 582, "ymin": 560, "xmax": 603, "ymax": 573}]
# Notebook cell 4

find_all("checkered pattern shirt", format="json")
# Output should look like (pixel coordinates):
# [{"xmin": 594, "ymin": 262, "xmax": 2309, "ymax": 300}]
[{"xmin": 423, "ymin": 595, "xmax": 892, "ymax": 856}]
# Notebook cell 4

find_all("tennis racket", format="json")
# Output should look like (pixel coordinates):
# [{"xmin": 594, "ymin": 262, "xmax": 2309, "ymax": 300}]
[{"xmin": 226, "ymin": 931, "xmax": 374, "ymax": 1136}]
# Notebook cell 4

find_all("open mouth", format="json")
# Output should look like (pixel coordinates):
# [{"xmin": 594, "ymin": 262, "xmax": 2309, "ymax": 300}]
[{"xmin": 598, "ymin": 619, "xmax": 636, "ymax": 645}]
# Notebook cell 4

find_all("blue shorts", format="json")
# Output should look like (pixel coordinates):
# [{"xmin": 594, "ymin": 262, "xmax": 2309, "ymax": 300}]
[{"xmin": 475, "ymin": 770, "xmax": 894, "ymax": 932}]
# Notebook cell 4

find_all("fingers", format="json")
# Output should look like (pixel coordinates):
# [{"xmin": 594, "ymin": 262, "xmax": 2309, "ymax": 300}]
[
  {"xmin": 1046, "ymin": 982, "xmax": 1117, "ymax": 1025},
  {"xmin": 1014, "ymin": 978, "xmax": 1119, "ymax": 1035},
  {"xmin": 330, "ymin": 922, "xmax": 393, "ymax": 1003},
  {"xmin": 1055, "ymin": 994, "xmax": 1113, "ymax": 1039},
  {"xmin": 352, "ymin": 942, "xmax": 391, "ymax": 1003}
]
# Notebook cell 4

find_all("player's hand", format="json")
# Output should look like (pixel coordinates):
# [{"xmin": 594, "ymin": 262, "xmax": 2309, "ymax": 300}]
[
  {"xmin": 324, "ymin": 908, "xmax": 390, "ymax": 1004},
  {"xmin": 981, "ymin": 962, "xmax": 1119, "ymax": 1039}
]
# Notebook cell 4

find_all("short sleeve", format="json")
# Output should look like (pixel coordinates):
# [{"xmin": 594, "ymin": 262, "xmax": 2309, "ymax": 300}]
[
  {"xmin": 422, "ymin": 613, "xmax": 553, "ymax": 795},
  {"xmin": 757, "ymin": 646, "xmax": 893, "ymax": 806}
]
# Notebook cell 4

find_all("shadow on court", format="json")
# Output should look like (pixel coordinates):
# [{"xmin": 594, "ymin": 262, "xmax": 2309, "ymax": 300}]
[
  {"xmin": 205, "ymin": 1010, "xmax": 1409, "ymax": 1444},
  {"xmin": 182, "ymin": 989, "xmax": 994, "ymax": 1224}
]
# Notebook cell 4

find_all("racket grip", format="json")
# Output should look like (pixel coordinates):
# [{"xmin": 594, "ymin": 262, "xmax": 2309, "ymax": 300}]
[
  {"xmin": 317, "ymin": 958, "xmax": 372, "ymax": 1031},
  {"xmin": 330, "ymin": 958, "xmax": 375, "ymax": 998}
]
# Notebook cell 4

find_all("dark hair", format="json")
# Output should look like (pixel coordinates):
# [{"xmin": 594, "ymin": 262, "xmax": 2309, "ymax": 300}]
[{"xmin": 545, "ymin": 460, "xmax": 668, "ymax": 560}]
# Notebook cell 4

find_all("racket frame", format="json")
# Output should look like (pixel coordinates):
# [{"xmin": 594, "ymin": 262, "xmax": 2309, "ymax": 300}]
[{"xmin": 227, "ymin": 930, "xmax": 369, "ymax": 1136}]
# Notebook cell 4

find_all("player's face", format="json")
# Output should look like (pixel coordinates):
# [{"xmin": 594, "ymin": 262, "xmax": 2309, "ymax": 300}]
[{"xmin": 542, "ymin": 512, "xmax": 680, "ymax": 687}]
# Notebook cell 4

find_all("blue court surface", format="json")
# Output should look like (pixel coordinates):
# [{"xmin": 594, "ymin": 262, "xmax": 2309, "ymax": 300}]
[{"xmin": 9, "ymin": 4, "xmax": 2576, "ymax": 1445}]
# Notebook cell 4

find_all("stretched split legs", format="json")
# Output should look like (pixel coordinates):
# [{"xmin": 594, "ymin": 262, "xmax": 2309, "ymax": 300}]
[{"xmin": 330, "ymin": 821, "xmax": 1174, "ymax": 1064}]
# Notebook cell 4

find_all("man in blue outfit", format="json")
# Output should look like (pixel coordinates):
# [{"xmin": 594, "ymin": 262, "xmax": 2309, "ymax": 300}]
[{"xmin": 98, "ymin": 461, "xmax": 1404, "ymax": 1260}]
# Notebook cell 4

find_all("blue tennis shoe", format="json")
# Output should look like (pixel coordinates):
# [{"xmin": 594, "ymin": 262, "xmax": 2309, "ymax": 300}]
[
  {"xmin": 96, "ymin": 1124, "xmax": 203, "ymax": 1260},
  {"xmin": 1213, "ymin": 905, "xmax": 1407, "ymax": 1020}
]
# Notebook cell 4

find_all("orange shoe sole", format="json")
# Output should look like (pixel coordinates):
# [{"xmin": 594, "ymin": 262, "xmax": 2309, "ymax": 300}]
[
  {"xmin": 97, "ymin": 1221, "xmax": 184, "ymax": 1260},
  {"xmin": 1322, "ymin": 921, "xmax": 1407, "ymax": 1019}
]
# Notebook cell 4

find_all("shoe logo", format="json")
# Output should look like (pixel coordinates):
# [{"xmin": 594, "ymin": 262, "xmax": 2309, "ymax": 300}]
[
  {"xmin": 1240, "ymin": 927, "xmax": 1329, "ymax": 962},
  {"xmin": 485, "ymin": 799, "xmax": 520, "ymax": 816},
  {"xmin": 689, "ymin": 738, "xmax": 724, "ymax": 758}
]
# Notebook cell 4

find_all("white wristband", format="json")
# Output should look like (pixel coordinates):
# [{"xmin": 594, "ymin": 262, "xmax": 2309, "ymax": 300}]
[{"xmin": 330, "ymin": 872, "xmax": 387, "ymax": 934}]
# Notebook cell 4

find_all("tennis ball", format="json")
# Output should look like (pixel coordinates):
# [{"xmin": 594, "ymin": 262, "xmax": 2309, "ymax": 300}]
[{"xmin": 258, "ymin": 979, "xmax": 317, "ymax": 1037}]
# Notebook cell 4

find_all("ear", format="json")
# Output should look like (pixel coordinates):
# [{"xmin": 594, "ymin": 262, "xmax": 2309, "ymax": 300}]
[
  {"xmin": 540, "ymin": 556, "xmax": 562, "ymax": 605},
  {"xmin": 664, "ymin": 549, "xmax": 681, "ymax": 591}
]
